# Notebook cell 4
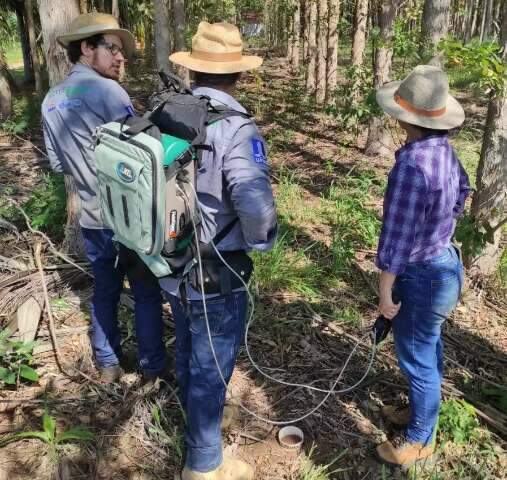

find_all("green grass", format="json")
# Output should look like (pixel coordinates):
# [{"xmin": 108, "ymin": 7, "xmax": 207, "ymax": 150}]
[
  {"xmin": 452, "ymin": 127, "xmax": 481, "ymax": 188},
  {"xmin": 4, "ymin": 42, "xmax": 23, "ymax": 66}
]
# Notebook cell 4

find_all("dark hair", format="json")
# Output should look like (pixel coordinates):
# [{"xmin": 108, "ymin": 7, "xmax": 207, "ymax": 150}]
[
  {"xmin": 67, "ymin": 34, "xmax": 104, "ymax": 63},
  {"xmin": 416, "ymin": 125, "xmax": 449, "ymax": 137},
  {"xmin": 192, "ymin": 71, "xmax": 241, "ymax": 88}
]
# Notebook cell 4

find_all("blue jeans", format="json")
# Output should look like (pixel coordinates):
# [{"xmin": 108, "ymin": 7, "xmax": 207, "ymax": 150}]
[
  {"xmin": 82, "ymin": 228, "xmax": 165, "ymax": 375},
  {"xmin": 166, "ymin": 291, "xmax": 247, "ymax": 472},
  {"xmin": 392, "ymin": 246, "xmax": 463, "ymax": 445}
]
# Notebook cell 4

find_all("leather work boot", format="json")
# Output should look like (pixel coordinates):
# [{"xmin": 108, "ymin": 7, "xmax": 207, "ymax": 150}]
[
  {"xmin": 221, "ymin": 404, "xmax": 240, "ymax": 430},
  {"xmin": 381, "ymin": 405, "xmax": 411, "ymax": 427},
  {"xmin": 175, "ymin": 457, "xmax": 254, "ymax": 480},
  {"xmin": 98, "ymin": 365, "xmax": 123, "ymax": 384},
  {"xmin": 376, "ymin": 435, "xmax": 435, "ymax": 467}
]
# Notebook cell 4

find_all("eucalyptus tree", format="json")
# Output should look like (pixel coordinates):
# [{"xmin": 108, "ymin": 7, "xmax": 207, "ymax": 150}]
[
  {"xmin": 154, "ymin": 0, "xmax": 171, "ymax": 82},
  {"xmin": 420, "ymin": 0, "xmax": 451, "ymax": 66},
  {"xmin": 351, "ymin": 0, "xmax": 368, "ymax": 66}
]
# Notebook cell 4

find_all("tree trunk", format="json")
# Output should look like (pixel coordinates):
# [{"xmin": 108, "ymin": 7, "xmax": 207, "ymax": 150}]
[
  {"xmin": 468, "ymin": 1, "xmax": 507, "ymax": 273},
  {"xmin": 14, "ymin": 3, "xmax": 34, "ymax": 84},
  {"xmin": 112, "ymin": 0, "xmax": 119, "ymax": 19},
  {"xmin": 291, "ymin": 1, "xmax": 301, "ymax": 70},
  {"xmin": 306, "ymin": 0, "xmax": 317, "ymax": 95},
  {"xmin": 351, "ymin": 0, "xmax": 368, "ymax": 66},
  {"xmin": 482, "ymin": 0, "xmax": 494, "ymax": 40},
  {"xmin": 98, "ymin": 0, "xmax": 105, "ymax": 11},
  {"xmin": 302, "ymin": 1, "xmax": 310, "ymax": 61},
  {"xmin": 287, "ymin": 2, "xmax": 294, "ymax": 61},
  {"xmin": 172, "ymin": 0, "xmax": 186, "ymax": 81},
  {"xmin": 365, "ymin": 0, "xmax": 397, "ymax": 157},
  {"xmin": 25, "ymin": 0, "xmax": 42, "ymax": 94},
  {"xmin": 420, "ymin": 0, "xmax": 451, "ymax": 66},
  {"xmin": 315, "ymin": 0, "xmax": 328, "ymax": 105},
  {"xmin": 154, "ymin": 0, "xmax": 171, "ymax": 86},
  {"xmin": 0, "ymin": 51, "xmax": 12, "ymax": 122},
  {"xmin": 38, "ymin": 0, "xmax": 85, "ymax": 257},
  {"xmin": 465, "ymin": 0, "xmax": 478, "ymax": 42},
  {"xmin": 327, "ymin": 0, "xmax": 339, "ymax": 102},
  {"xmin": 79, "ymin": 0, "xmax": 87, "ymax": 13}
]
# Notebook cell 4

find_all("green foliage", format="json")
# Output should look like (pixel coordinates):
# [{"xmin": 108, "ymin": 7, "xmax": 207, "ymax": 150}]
[
  {"xmin": 0, "ymin": 409, "xmax": 93, "ymax": 452},
  {"xmin": 481, "ymin": 386, "xmax": 507, "ymax": 414},
  {"xmin": 438, "ymin": 399, "xmax": 480, "ymax": 444},
  {"xmin": 1, "ymin": 95, "xmax": 42, "ymax": 135},
  {"xmin": 440, "ymin": 39, "xmax": 506, "ymax": 96},
  {"xmin": 455, "ymin": 214, "xmax": 496, "ymax": 259},
  {"xmin": 147, "ymin": 403, "xmax": 184, "ymax": 460},
  {"xmin": 392, "ymin": 18, "xmax": 420, "ymax": 73},
  {"xmin": 0, "ymin": 328, "xmax": 39, "ymax": 388},
  {"xmin": 0, "ymin": 12, "xmax": 18, "ymax": 49},
  {"xmin": 0, "ymin": 172, "xmax": 67, "ymax": 241},
  {"xmin": 327, "ymin": 65, "xmax": 382, "ymax": 130},
  {"xmin": 299, "ymin": 444, "xmax": 348, "ymax": 479}
]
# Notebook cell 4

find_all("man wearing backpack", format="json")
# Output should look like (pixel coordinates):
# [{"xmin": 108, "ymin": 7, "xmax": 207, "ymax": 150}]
[
  {"xmin": 162, "ymin": 22, "xmax": 277, "ymax": 480},
  {"xmin": 41, "ymin": 13, "xmax": 166, "ymax": 384}
]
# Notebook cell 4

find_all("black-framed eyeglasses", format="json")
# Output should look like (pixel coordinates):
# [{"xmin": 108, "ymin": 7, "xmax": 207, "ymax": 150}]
[{"xmin": 98, "ymin": 41, "xmax": 125, "ymax": 57}]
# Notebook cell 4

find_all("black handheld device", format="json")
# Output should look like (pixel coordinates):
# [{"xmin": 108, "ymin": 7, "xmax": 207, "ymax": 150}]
[{"xmin": 370, "ymin": 293, "xmax": 399, "ymax": 343}]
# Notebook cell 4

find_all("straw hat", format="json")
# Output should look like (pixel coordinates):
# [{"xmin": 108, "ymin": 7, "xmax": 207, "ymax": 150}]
[
  {"xmin": 169, "ymin": 21, "xmax": 262, "ymax": 74},
  {"xmin": 376, "ymin": 65, "xmax": 465, "ymax": 130},
  {"xmin": 57, "ymin": 13, "xmax": 135, "ymax": 58}
]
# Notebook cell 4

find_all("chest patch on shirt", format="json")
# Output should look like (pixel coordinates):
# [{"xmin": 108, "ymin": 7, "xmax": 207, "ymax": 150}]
[{"xmin": 251, "ymin": 138, "xmax": 267, "ymax": 164}]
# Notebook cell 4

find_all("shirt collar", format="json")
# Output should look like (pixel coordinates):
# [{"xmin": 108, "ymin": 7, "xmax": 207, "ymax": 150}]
[
  {"xmin": 69, "ymin": 63, "xmax": 103, "ymax": 78},
  {"xmin": 396, "ymin": 134, "xmax": 449, "ymax": 158},
  {"xmin": 192, "ymin": 86, "xmax": 247, "ymax": 114}
]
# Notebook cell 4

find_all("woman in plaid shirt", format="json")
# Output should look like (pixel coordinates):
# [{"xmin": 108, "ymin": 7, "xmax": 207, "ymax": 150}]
[{"xmin": 373, "ymin": 66, "xmax": 472, "ymax": 467}]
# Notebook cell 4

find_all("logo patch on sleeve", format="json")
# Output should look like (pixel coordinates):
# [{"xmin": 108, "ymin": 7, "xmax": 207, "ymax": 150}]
[
  {"xmin": 125, "ymin": 105, "xmax": 135, "ymax": 116},
  {"xmin": 251, "ymin": 138, "xmax": 267, "ymax": 164}
]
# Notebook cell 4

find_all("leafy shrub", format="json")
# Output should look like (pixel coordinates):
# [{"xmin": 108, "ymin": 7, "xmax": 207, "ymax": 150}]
[
  {"xmin": 455, "ymin": 213, "xmax": 496, "ymax": 259},
  {"xmin": 0, "ymin": 328, "xmax": 39, "ymax": 387},
  {"xmin": 0, "ymin": 172, "xmax": 67, "ymax": 241},
  {"xmin": 438, "ymin": 399, "xmax": 480, "ymax": 444},
  {"xmin": 1, "ymin": 95, "xmax": 42, "ymax": 134},
  {"xmin": 327, "ymin": 65, "xmax": 382, "ymax": 130}
]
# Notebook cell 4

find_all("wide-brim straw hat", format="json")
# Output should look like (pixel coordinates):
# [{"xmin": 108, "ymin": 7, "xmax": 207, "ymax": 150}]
[
  {"xmin": 376, "ymin": 65, "xmax": 465, "ymax": 130},
  {"xmin": 169, "ymin": 21, "xmax": 262, "ymax": 74},
  {"xmin": 57, "ymin": 13, "xmax": 135, "ymax": 58}
]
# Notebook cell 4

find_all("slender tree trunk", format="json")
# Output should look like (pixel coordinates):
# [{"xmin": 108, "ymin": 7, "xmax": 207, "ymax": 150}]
[
  {"xmin": 154, "ymin": 0, "xmax": 171, "ymax": 86},
  {"xmin": 465, "ymin": 0, "xmax": 477, "ymax": 42},
  {"xmin": 0, "ymin": 51, "xmax": 12, "ymax": 122},
  {"xmin": 365, "ymin": 0, "xmax": 397, "ymax": 156},
  {"xmin": 287, "ymin": 2, "xmax": 294, "ymax": 61},
  {"xmin": 98, "ymin": 0, "xmax": 105, "ymax": 11},
  {"xmin": 172, "ymin": 0, "xmax": 186, "ymax": 81},
  {"xmin": 25, "ymin": 0, "xmax": 42, "ymax": 94},
  {"xmin": 470, "ymin": 0, "xmax": 480, "ymax": 39},
  {"xmin": 112, "ymin": 0, "xmax": 119, "ymax": 19},
  {"xmin": 38, "ymin": 0, "xmax": 85, "ymax": 257},
  {"xmin": 468, "ymin": 1, "xmax": 507, "ymax": 273},
  {"xmin": 303, "ymin": 1, "xmax": 310, "ymax": 61},
  {"xmin": 306, "ymin": 0, "xmax": 317, "ymax": 95},
  {"xmin": 14, "ymin": 3, "xmax": 34, "ymax": 84},
  {"xmin": 79, "ymin": 0, "xmax": 87, "ymax": 13},
  {"xmin": 315, "ymin": 0, "xmax": 328, "ymax": 105},
  {"xmin": 290, "ymin": 0, "xmax": 301, "ymax": 71},
  {"xmin": 482, "ymin": 0, "xmax": 494, "ymax": 40},
  {"xmin": 327, "ymin": 0, "xmax": 339, "ymax": 102},
  {"xmin": 420, "ymin": 0, "xmax": 451, "ymax": 66},
  {"xmin": 352, "ymin": 0, "xmax": 368, "ymax": 66}
]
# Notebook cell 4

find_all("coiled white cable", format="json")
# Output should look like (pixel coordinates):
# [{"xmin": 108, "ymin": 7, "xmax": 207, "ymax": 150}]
[{"xmin": 175, "ymin": 182, "xmax": 379, "ymax": 425}]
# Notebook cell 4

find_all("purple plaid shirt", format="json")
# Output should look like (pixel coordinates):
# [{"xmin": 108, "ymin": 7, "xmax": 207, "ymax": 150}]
[{"xmin": 376, "ymin": 135, "xmax": 471, "ymax": 275}]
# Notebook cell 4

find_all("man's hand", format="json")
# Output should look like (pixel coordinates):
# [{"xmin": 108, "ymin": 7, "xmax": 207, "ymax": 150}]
[
  {"xmin": 378, "ymin": 270, "xmax": 401, "ymax": 320},
  {"xmin": 379, "ymin": 293, "xmax": 401, "ymax": 319}
]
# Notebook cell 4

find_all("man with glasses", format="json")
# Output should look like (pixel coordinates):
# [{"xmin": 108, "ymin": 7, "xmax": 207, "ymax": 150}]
[{"xmin": 41, "ymin": 13, "xmax": 166, "ymax": 384}]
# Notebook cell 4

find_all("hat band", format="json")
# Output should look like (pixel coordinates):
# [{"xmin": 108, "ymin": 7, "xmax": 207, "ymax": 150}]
[
  {"xmin": 395, "ymin": 94, "xmax": 446, "ymax": 118},
  {"xmin": 190, "ymin": 50, "xmax": 243, "ymax": 62}
]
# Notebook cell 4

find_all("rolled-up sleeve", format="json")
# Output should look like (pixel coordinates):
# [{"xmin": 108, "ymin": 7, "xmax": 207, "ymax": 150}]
[
  {"xmin": 222, "ymin": 123, "xmax": 277, "ymax": 251},
  {"xmin": 376, "ymin": 162, "xmax": 428, "ymax": 275},
  {"xmin": 453, "ymin": 158, "xmax": 472, "ymax": 217}
]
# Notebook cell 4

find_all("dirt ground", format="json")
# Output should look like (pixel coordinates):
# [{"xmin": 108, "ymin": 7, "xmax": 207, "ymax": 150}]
[{"xmin": 0, "ymin": 55, "xmax": 506, "ymax": 479}]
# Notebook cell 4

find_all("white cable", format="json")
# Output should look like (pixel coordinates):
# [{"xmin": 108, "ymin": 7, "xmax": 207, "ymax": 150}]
[{"xmin": 176, "ymin": 181, "xmax": 379, "ymax": 425}]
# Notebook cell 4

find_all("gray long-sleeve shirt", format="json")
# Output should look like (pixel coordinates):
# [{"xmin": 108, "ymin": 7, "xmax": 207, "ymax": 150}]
[
  {"xmin": 41, "ymin": 64, "xmax": 135, "ymax": 229},
  {"xmin": 159, "ymin": 86, "xmax": 277, "ymax": 298}
]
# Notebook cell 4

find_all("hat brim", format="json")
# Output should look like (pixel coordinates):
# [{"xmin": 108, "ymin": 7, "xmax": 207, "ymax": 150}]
[
  {"xmin": 376, "ymin": 81, "xmax": 465, "ymax": 130},
  {"xmin": 169, "ymin": 51, "xmax": 262, "ymax": 74},
  {"xmin": 57, "ymin": 28, "xmax": 136, "ymax": 58}
]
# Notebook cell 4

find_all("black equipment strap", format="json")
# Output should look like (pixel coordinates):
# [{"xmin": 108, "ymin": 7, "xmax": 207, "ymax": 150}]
[
  {"xmin": 212, "ymin": 218, "xmax": 239, "ymax": 246},
  {"xmin": 123, "ymin": 117, "xmax": 155, "ymax": 136}
]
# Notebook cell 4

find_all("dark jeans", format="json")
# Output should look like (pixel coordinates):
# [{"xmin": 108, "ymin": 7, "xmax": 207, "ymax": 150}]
[
  {"xmin": 392, "ymin": 246, "xmax": 463, "ymax": 445},
  {"xmin": 166, "ymin": 291, "xmax": 247, "ymax": 472},
  {"xmin": 82, "ymin": 228, "xmax": 165, "ymax": 375}
]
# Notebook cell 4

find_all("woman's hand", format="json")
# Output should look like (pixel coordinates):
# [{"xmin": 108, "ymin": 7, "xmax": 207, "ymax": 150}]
[{"xmin": 378, "ymin": 270, "xmax": 401, "ymax": 319}]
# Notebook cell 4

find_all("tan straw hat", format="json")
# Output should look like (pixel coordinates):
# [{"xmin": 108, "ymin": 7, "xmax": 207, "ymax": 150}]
[
  {"xmin": 169, "ymin": 21, "xmax": 262, "ymax": 74},
  {"xmin": 57, "ymin": 13, "xmax": 135, "ymax": 58},
  {"xmin": 376, "ymin": 65, "xmax": 465, "ymax": 129}
]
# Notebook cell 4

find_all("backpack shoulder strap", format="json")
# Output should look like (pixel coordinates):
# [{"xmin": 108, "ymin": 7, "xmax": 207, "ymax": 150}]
[{"xmin": 211, "ymin": 218, "xmax": 239, "ymax": 246}]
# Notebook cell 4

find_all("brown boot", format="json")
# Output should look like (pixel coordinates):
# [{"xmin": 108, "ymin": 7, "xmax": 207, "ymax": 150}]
[
  {"xmin": 221, "ymin": 404, "xmax": 240, "ymax": 430},
  {"xmin": 98, "ymin": 365, "xmax": 123, "ymax": 384},
  {"xmin": 175, "ymin": 457, "xmax": 254, "ymax": 480},
  {"xmin": 376, "ymin": 435, "xmax": 434, "ymax": 467},
  {"xmin": 381, "ymin": 405, "xmax": 411, "ymax": 427}
]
